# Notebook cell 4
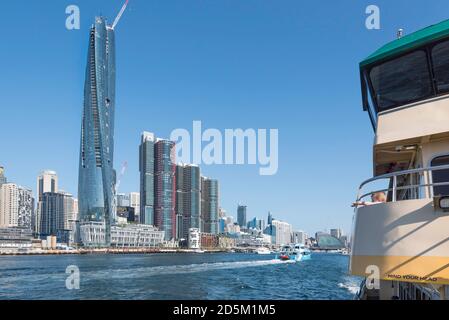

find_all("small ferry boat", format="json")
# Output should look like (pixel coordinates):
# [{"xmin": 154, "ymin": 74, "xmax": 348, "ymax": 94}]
[
  {"xmin": 255, "ymin": 247, "xmax": 272, "ymax": 255},
  {"xmin": 276, "ymin": 244, "xmax": 311, "ymax": 262}
]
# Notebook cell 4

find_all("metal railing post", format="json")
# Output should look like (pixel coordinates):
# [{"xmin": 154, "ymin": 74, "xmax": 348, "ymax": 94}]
[{"xmin": 392, "ymin": 175, "xmax": 397, "ymax": 202}]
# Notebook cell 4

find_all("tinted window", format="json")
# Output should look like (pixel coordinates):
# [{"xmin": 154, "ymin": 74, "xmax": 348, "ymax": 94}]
[
  {"xmin": 369, "ymin": 50, "xmax": 433, "ymax": 111},
  {"xmin": 432, "ymin": 40, "xmax": 449, "ymax": 93},
  {"xmin": 431, "ymin": 155, "xmax": 449, "ymax": 196}
]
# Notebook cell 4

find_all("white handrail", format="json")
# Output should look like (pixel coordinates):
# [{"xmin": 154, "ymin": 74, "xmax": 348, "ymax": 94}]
[{"xmin": 357, "ymin": 164, "xmax": 449, "ymax": 202}]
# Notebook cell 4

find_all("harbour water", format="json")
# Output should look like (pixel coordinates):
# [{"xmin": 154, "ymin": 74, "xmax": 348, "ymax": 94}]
[{"xmin": 0, "ymin": 253, "xmax": 361, "ymax": 300}]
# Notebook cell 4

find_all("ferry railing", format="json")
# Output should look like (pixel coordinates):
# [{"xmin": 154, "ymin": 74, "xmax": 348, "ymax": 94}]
[{"xmin": 357, "ymin": 164, "xmax": 449, "ymax": 202}]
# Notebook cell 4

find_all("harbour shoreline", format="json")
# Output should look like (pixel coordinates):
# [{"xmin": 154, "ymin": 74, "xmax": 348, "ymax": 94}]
[{"xmin": 0, "ymin": 248, "xmax": 235, "ymax": 256}]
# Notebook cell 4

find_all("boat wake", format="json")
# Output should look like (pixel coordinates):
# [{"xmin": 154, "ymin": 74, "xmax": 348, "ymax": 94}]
[
  {"xmin": 89, "ymin": 259, "xmax": 295, "ymax": 279},
  {"xmin": 338, "ymin": 277, "xmax": 360, "ymax": 295}
]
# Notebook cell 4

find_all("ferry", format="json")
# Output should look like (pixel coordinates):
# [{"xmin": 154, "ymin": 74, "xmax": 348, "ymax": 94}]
[
  {"xmin": 255, "ymin": 247, "xmax": 272, "ymax": 255},
  {"xmin": 276, "ymin": 244, "xmax": 311, "ymax": 262},
  {"xmin": 351, "ymin": 20, "xmax": 449, "ymax": 300}
]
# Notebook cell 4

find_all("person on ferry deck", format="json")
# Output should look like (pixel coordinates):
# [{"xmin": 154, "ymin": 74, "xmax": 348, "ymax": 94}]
[{"xmin": 352, "ymin": 192, "xmax": 386, "ymax": 208}]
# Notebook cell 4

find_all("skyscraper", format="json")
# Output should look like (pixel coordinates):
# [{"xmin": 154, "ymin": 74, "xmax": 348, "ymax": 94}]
[
  {"xmin": 237, "ymin": 205, "xmax": 247, "ymax": 228},
  {"xmin": 267, "ymin": 211, "xmax": 273, "ymax": 225},
  {"xmin": 201, "ymin": 177, "xmax": 219, "ymax": 234},
  {"xmin": 60, "ymin": 191, "xmax": 78, "ymax": 230},
  {"xmin": 36, "ymin": 170, "xmax": 58, "ymax": 236},
  {"xmin": 39, "ymin": 192, "xmax": 65, "ymax": 237},
  {"xmin": 154, "ymin": 139, "xmax": 176, "ymax": 240},
  {"xmin": 139, "ymin": 132, "xmax": 155, "ymax": 225},
  {"xmin": 78, "ymin": 16, "xmax": 118, "ymax": 246},
  {"xmin": 0, "ymin": 166, "xmax": 7, "ymax": 187},
  {"xmin": 37, "ymin": 170, "xmax": 58, "ymax": 200},
  {"xmin": 176, "ymin": 163, "xmax": 201, "ymax": 239}
]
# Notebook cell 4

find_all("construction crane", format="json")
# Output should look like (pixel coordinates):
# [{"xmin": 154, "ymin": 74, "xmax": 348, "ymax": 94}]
[
  {"xmin": 115, "ymin": 161, "xmax": 128, "ymax": 193},
  {"xmin": 112, "ymin": 0, "xmax": 129, "ymax": 30}
]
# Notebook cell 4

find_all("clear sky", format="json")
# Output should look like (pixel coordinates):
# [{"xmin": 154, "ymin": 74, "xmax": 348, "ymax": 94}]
[{"xmin": 1, "ymin": 0, "xmax": 448, "ymax": 235}]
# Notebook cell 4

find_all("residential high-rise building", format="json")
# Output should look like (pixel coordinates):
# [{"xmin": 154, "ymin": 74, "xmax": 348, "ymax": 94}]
[
  {"xmin": 201, "ymin": 177, "xmax": 219, "ymax": 234},
  {"xmin": 0, "ymin": 166, "xmax": 7, "ymax": 187},
  {"xmin": 36, "ymin": 170, "xmax": 58, "ymax": 236},
  {"xmin": 0, "ymin": 184, "xmax": 33, "ymax": 229},
  {"xmin": 237, "ymin": 205, "xmax": 247, "ymax": 228},
  {"xmin": 139, "ymin": 132, "xmax": 155, "ymax": 225},
  {"xmin": 60, "ymin": 192, "xmax": 78, "ymax": 230},
  {"xmin": 271, "ymin": 220, "xmax": 292, "ymax": 246},
  {"xmin": 39, "ymin": 192, "xmax": 65, "ymax": 238},
  {"xmin": 154, "ymin": 139, "xmax": 176, "ymax": 240},
  {"xmin": 78, "ymin": 16, "xmax": 118, "ymax": 246},
  {"xmin": 129, "ymin": 192, "xmax": 140, "ymax": 222},
  {"xmin": 37, "ymin": 170, "xmax": 58, "ymax": 200},
  {"xmin": 176, "ymin": 164, "xmax": 201, "ymax": 239}
]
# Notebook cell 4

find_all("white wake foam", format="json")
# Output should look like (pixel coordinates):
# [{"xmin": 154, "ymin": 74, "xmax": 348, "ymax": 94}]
[
  {"xmin": 89, "ymin": 259, "xmax": 295, "ymax": 279},
  {"xmin": 338, "ymin": 280, "xmax": 360, "ymax": 295}
]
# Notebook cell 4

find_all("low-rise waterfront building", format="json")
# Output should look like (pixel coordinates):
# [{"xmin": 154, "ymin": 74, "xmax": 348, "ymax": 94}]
[
  {"xmin": 80, "ymin": 222, "xmax": 164, "ymax": 248},
  {"xmin": 200, "ymin": 232, "xmax": 219, "ymax": 249},
  {"xmin": 330, "ymin": 228, "xmax": 342, "ymax": 240},
  {"xmin": 0, "ymin": 227, "xmax": 33, "ymax": 252},
  {"xmin": 188, "ymin": 228, "xmax": 200, "ymax": 249},
  {"xmin": 218, "ymin": 235, "xmax": 235, "ymax": 249}
]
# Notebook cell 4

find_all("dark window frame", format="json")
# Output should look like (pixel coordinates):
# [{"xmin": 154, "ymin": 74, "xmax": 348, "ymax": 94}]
[
  {"xmin": 362, "ymin": 35, "xmax": 449, "ymax": 115},
  {"xmin": 367, "ymin": 49, "xmax": 435, "ymax": 112},
  {"xmin": 431, "ymin": 154, "xmax": 449, "ymax": 197}
]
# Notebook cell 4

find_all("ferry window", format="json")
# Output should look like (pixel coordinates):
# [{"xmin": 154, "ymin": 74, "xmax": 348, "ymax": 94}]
[
  {"xmin": 369, "ymin": 50, "xmax": 433, "ymax": 112},
  {"xmin": 432, "ymin": 40, "xmax": 449, "ymax": 93},
  {"xmin": 431, "ymin": 155, "xmax": 449, "ymax": 196}
]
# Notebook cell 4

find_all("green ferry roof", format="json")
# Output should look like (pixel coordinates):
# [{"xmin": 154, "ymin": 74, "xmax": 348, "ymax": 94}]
[{"xmin": 360, "ymin": 19, "xmax": 449, "ymax": 68}]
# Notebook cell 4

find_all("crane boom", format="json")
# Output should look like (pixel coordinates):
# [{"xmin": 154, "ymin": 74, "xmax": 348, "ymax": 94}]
[{"xmin": 111, "ymin": 0, "xmax": 129, "ymax": 30}]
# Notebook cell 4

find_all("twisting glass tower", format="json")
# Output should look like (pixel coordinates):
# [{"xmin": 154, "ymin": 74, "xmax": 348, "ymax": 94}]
[{"xmin": 78, "ymin": 2, "xmax": 128, "ymax": 246}]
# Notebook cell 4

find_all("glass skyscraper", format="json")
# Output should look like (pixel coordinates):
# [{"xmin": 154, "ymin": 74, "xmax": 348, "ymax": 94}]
[
  {"xmin": 176, "ymin": 164, "xmax": 201, "ymax": 239},
  {"xmin": 201, "ymin": 177, "xmax": 219, "ymax": 234},
  {"xmin": 78, "ymin": 17, "xmax": 117, "ymax": 245},
  {"xmin": 154, "ymin": 140, "xmax": 176, "ymax": 240},
  {"xmin": 139, "ymin": 132, "xmax": 177, "ymax": 240},
  {"xmin": 237, "ymin": 205, "xmax": 247, "ymax": 228},
  {"xmin": 139, "ymin": 132, "xmax": 155, "ymax": 225}
]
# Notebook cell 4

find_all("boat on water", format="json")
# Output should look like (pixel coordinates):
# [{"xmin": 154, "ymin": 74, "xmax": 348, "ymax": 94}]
[
  {"xmin": 351, "ymin": 19, "xmax": 449, "ymax": 300},
  {"xmin": 255, "ymin": 247, "xmax": 272, "ymax": 255},
  {"xmin": 275, "ymin": 244, "xmax": 311, "ymax": 262}
]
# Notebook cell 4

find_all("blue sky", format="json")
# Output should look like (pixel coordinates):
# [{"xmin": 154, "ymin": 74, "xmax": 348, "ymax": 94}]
[{"xmin": 1, "ymin": 0, "xmax": 448, "ymax": 235}]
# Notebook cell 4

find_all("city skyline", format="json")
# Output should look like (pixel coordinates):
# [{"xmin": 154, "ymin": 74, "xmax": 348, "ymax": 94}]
[{"xmin": 4, "ymin": 0, "xmax": 442, "ymax": 234}]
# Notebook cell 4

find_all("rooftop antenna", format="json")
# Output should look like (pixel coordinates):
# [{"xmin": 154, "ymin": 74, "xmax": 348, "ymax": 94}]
[
  {"xmin": 397, "ymin": 28, "xmax": 404, "ymax": 39},
  {"xmin": 111, "ymin": 0, "xmax": 129, "ymax": 30}
]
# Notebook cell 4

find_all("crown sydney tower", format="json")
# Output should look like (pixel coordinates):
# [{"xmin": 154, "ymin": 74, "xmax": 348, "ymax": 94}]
[{"xmin": 78, "ymin": 1, "xmax": 128, "ymax": 246}]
